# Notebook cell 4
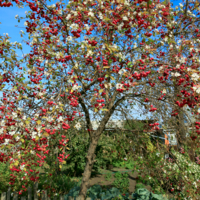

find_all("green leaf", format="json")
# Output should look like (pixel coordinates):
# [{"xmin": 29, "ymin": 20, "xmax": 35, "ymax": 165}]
[
  {"xmin": 108, "ymin": 59, "xmax": 112, "ymax": 65},
  {"xmin": 147, "ymin": 0, "xmax": 152, "ymax": 8},
  {"xmin": 127, "ymin": 62, "xmax": 132, "ymax": 67},
  {"xmin": 25, "ymin": 120, "xmax": 30, "ymax": 125},
  {"xmin": 163, "ymin": 0, "xmax": 167, "ymax": 5},
  {"xmin": 148, "ymin": 38, "xmax": 154, "ymax": 43}
]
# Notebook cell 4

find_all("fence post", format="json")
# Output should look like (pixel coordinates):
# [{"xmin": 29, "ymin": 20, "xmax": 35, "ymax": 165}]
[
  {"xmin": 21, "ymin": 196, "xmax": 26, "ymax": 200},
  {"xmin": 13, "ymin": 191, "xmax": 18, "ymax": 200},
  {"xmin": 7, "ymin": 187, "xmax": 11, "ymax": 200},
  {"xmin": 59, "ymin": 196, "xmax": 64, "ymax": 200},
  {"xmin": 41, "ymin": 190, "xmax": 47, "ymax": 200},
  {"xmin": 1, "ymin": 192, "xmax": 6, "ymax": 200},
  {"xmin": 1, "ymin": 182, "xmax": 71, "ymax": 200},
  {"xmin": 28, "ymin": 186, "xmax": 32, "ymax": 200},
  {"xmin": 34, "ymin": 182, "xmax": 38, "ymax": 200}
]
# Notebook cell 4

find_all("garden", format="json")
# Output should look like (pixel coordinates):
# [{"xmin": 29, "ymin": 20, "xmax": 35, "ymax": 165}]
[
  {"xmin": 0, "ymin": 0, "xmax": 200, "ymax": 199},
  {"xmin": 1, "ymin": 120, "xmax": 200, "ymax": 200}
]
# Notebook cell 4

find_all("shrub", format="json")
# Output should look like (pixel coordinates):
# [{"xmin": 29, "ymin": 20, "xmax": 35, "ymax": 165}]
[
  {"xmin": 0, "ymin": 161, "xmax": 11, "ymax": 195},
  {"xmin": 59, "ymin": 130, "xmax": 134, "ymax": 176},
  {"xmin": 134, "ymin": 147, "xmax": 200, "ymax": 199}
]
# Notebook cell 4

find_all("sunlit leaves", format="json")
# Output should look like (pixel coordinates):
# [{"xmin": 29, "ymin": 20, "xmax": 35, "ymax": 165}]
[
  {"xmin": 91, "ymin": 96, "xmax": 96, "ymax": 103},
  {"xmin": 36, "ymin": 120, "xmax": 41, "ymax": 125},
  {"xmin": 108, "ymin": 59, "xmax": 112, "ymax": 65},
  {"xmin": 43, "ymin": 132, "xmax": 50, "ymax": 137},
  {"xmin": 110, "ymin": 76, "xmax": 115, "ymax": 80},
  {"xmin": 127, "ymin": 62, "xmax": 133, "ymax": 68},
  {"xmin": 101, "ymin": 108, "xmax": 109, "ymax": 112},
  {"xmin": 99, "ymin": 89, "xmax": 104, "ymax": 94}
]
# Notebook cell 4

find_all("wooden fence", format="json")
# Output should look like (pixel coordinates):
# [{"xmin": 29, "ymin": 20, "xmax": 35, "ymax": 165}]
[
  {"xmin": 0, "ymin": 182, "xmax": 96, "ymax": 200},
  {"xmin": 0, "ymin": 182, "xmax": 66, "ymax": 200}
]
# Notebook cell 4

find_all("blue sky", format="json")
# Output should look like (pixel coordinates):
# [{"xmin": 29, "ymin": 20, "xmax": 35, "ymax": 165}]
[{"xmin": 0, "ymin": 0, "xmax": 187, "ymax": 126}]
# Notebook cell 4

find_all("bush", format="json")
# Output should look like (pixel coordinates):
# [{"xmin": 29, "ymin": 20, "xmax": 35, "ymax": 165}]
[
  {"xmin": 134, "ymin": 148, "xmax": 200, "ymax": 199},
  {"xmin": 0, "ymin": 161, "xmax": 11, "ymax": 195},
  {"xmin": 59, "ymin": 132, "xmax": 103, "ymax": 177},
  {"xmin": 57, "ymin": 130, "xmax": 134, "ymax": 177},
  {"xmin": 37, "ymin": 173, "xmax": 80, "ymax": 197}
]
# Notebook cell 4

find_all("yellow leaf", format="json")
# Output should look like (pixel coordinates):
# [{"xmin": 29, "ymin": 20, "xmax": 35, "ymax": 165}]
[
  {"xmin": 14, "ymin": 161, "xmax": 19, "ymax": 166},
  {"xmin": 103, "ymin": 66, "xmax": 110, "ymax": 68},
  {"xmin": 25, "ymin": 120, "xmax": 30, "ymax": 125},
  {"xmin": 130, "ymin": 82, "xmax": 138, "ymax": 86},
  {"xmin": 62, "ymin": 161, "xmax": 66, "ymax": 164},
  {"xmin": 21, "ymin": 139, "xmax": 24, "ymax": 143},
  {"xmin": 66, "ymin": 147, "xmax": 70, "ymax": 150},
  {"xmin": 35, "ymin": 136, "xmax": 39, "ymax": 141},
  {"xmin": 43, "ymin": 132, "xmax": 49, "ymax": 137},
  {"xmin": 0, "ymin": 145, "xmax": 5, "ymax": 149},
  {"xmin": 101, "ymin": 109, "xmax": 109, "ymax": 112},
  {"xmin": 59, "ymin": 165, "xmax": 62, "ymax": 169},
  {"xmin": 91, "ymin": 96, "xmax": 96, "ymax": 103},
  {"xmin": 148, "ymin": 49, "xmax": 157, "ymax": 52},
  {"xmin": 36, "ymin": 120, "xmax": 41, "ymax": 125},
  {"xmin": 117, "ymin": 0, "xmax": 125, "ymax": 3},
  {"xmin": 110, "ymin": 76, "xmax": 115, "ymax": 80},
  {"xmin": 103, "ymin": 16, "xmax": 110, "ymax": 21},
  {"xmin": 109, "ymin": 47, "xmax": 118, "ymax": 52},
  {"xmin": 99, "ymin": 89, "xmax": 104, "ymax": 93},
  {"xmin": 43, "ymin": 163, "xmax": 49, "ymax": 169},
  {"xmin": 51, "ymin": 106, "xmax": 56, "ymax": 112},
  {"xmin": 105, "ymin": 44, "xmax": 112, "ymax": 53},
  {"xmin": 95, "ymin": 108, "xmax": 98, "ymax": 112}
]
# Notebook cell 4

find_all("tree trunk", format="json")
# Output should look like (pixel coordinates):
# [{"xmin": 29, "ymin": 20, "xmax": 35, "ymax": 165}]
[
  {"xmin": 173, "ymin": 81, "xmax": 187, "ymax": 154},
  {"xmin": 187, "ymin": 138, "xmax": 196, "ymax": 163},
  {"xmin": 76, "ymin": 136, "xmax": 99, "ymax": 200},
  {"xmin": 76, "ymin": 87, "xmax": 127, "ymax": 199},
  {"xmin": 175, "ymin": 109, "xmax": 187, "ymax": 152}
]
